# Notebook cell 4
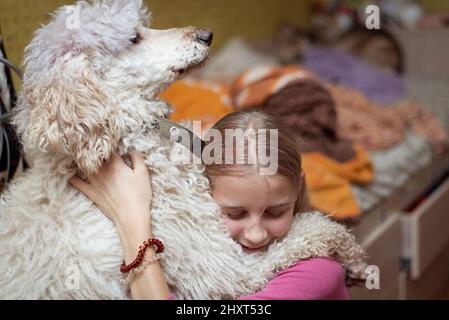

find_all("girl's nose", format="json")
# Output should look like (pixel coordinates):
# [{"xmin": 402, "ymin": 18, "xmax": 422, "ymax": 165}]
[{"xmin": 243, "ymin": 222, "xmax": 268, "ymax": 246}]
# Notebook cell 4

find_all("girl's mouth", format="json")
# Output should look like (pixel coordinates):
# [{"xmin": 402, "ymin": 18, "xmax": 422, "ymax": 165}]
[{"xmin": 241, "ymin": 244, "xmax": 268, "ymax": 253}]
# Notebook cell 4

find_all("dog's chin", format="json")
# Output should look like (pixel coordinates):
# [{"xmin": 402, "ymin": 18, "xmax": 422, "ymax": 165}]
[{"xmin": 172, "ymin": 58, "xmax": 208, "ymax": 78}]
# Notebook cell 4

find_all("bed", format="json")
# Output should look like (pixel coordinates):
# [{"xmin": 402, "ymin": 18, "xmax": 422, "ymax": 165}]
[
  {"xmin": 349, "ymin": 72, "xmax": 449, "ymax": 299},
  {"xmin": 183, "ymin": 37, "xmax": 449, "ymax": 299}
]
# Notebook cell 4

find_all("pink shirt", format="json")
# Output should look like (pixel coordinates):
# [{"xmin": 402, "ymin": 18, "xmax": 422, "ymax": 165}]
[{"xmin": 168, "ymin": 258, "xmax": 349, "ymax": 300}]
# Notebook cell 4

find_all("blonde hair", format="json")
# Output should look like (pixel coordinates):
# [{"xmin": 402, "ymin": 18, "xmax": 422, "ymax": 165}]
[{"xmin": 205, "ymin": 110, "xmax": 311, "ymax": 213}]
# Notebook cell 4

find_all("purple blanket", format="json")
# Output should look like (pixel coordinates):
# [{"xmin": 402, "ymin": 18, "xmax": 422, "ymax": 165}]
[{"xmin": 303, "ymin": 46, "xmax": 404, "ymax": 105}]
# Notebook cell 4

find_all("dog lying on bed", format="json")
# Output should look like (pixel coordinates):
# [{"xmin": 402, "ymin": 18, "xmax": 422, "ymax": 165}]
[{"xmin": 0, "ymin": 0, "xmax": 366, "ymax": 299}]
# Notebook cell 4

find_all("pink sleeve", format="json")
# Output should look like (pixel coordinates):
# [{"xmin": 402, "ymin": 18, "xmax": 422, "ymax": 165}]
[
  {"xmin": 167, "ymin": 258, "xmax": 349, "ymax": 300},
  {"xmin": 238, "ymin": 258, "xmax": 349, "ymax": 300},
  {"xmin": 167, "ymin": 293, "xmax": 176, "ymax": 300}
]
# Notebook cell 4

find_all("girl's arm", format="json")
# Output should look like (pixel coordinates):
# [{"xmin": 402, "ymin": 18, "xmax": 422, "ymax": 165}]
[
  {"xmin": 70, "ymin": 152, "xmax": 170, "ymax": 300},
  {"xmin": 237, "ymin": 258, "xmax": 349, "ymax": 300},
  {"xmin": 166, "ymin": 258, "xmax": 349, "ymax": 300}
]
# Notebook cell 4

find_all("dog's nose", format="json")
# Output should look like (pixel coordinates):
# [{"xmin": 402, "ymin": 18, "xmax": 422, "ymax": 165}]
[{"xmin": 195, "ymin": 29, "xmax": 213, "ymax": 47}]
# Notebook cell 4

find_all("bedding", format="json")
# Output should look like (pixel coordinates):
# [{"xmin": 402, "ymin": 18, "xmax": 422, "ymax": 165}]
[
  {"xmin": 303, "ymin": 146, "xmax": 373, "ymax": 219},
  {"xmin": 162, "ymin": 40, "xmax": 449, "ymax": 221},
  {"xmin": 303, "ymin": 46, "xmax": 404, "ymax": 105},
  {"xmin": 329, "ymin": 84, "xmax": 406, "ymax": 151},
  {"xmin": 352, "ymin": 73, "xmax": 449, "ymax": 213},
  {"xmin": 352, "ymin": 132, "xmax": 433, "ymax": 212},
  {"xmin": 404, "ymin": 73, "xmax": 449, "ymax": 135},
  {"xmin": 191, "ymin": 37, "xmax": 279, "ymax": 85},
  {"xmin": 231, "ymin": 65, "xmax": 357, "ymax": 163},
  {"xmin": 160, "ymin": 75, "xmax": 373, "ymax": 219},
  {"xmin": 160, "ymin": 79, "xmax": 233, "ymax": 131},
  {"xmin": 329, "ymin": 84, "xmax": 448, "ymax": 154}
]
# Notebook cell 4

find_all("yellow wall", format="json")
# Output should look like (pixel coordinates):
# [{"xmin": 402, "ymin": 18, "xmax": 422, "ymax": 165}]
[
  {"xmin": 419, "ymin": 0, "xmax": 449, "ymax": 13},
  {"xmin": 0, "ymin": 0, "xmax": 311, "ymax": 86}
]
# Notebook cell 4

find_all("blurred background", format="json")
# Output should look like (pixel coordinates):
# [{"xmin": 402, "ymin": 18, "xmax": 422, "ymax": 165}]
[
  {"xmin": 2, "ymin": 0, "xmax": 449, "ymax": 76},
  {"xmin": 1, "ymin": 0, "xmax": 449, "ymax": 299}
]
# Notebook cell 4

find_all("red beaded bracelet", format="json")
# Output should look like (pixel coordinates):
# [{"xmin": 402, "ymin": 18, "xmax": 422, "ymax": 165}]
[{"xmin": 120, "ymin": 238, "xmax": 164, "ymax": 274}]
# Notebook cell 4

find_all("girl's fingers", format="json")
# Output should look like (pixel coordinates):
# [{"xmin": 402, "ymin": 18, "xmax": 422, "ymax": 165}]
[
  {"xmin": 70, "ymin": 176, "xmax": 96, "ymax": 201},
  {"xmin": 130, "ymin": 151, "xmax": 147, "ymax": 174},
  {"xmin": 110, "ymin": 152, "xmax": 122, "ymax": 163},
  {"xmin": 107, "ymin": 152, "xmax": 124, "ymax": 170}
]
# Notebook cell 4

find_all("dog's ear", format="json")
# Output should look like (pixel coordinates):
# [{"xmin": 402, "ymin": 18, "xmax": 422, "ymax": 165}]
[{"xmin": 21, "ymin": 55, "xmax": 122, "ymax": 175}]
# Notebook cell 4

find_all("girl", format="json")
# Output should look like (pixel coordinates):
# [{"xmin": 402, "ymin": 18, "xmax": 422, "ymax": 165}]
[{"xmin": 70, "ymin": 110, "xmax": 355, "ymax": 300}]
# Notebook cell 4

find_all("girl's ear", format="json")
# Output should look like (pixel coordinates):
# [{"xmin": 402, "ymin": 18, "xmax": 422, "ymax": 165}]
[{"xmin": 20, "ymin": 55, "xmax": 122, "ymax": 175}]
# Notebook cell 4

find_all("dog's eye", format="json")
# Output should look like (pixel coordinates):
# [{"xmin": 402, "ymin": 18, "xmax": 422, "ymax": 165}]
[{"xmin": 130, "ymin": 32, "xmax": 142, "ymax": 45}]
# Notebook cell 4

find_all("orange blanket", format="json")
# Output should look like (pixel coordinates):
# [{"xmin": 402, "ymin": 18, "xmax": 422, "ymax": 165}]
[
  {"xmin": 160, "ymin": 79, "xmax": 233, "ymax": 131},
  {"xmin": 231, "ymin": 65, "xmax": 318, "ymax": 107},
  {"xmin": 302, "ymin": 146, "xmax": 373, "ymax": 220}
]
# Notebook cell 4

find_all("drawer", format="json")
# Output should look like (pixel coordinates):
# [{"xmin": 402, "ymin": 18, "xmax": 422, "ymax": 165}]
[
  {"xmin": 350, "ymin": 213, "xmax": 401, "ymax": 299},
  {"xmin": 401, "ymin": 177, "xmax": 449, "ymax": 280},
  {"xmin": 400, "ymin": 242, "xmax": 449, "ymax": 299}
]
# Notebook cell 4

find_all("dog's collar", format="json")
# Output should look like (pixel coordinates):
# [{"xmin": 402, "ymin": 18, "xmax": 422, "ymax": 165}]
[{"xmin": 151, "ymin": 115, "xmax": 205, "ymax": 160}]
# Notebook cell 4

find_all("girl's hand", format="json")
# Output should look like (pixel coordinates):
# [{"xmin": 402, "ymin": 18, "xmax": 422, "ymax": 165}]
[
  {"xmin": 71, "ymin": 152, "xmax": 170, "ymax": 300},
  {"xmin": 70, "ymin": 151, "xmax": 152, "ymax": 230}
]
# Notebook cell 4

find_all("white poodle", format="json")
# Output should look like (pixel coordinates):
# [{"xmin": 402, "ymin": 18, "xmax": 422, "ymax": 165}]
[{"xmin": 0, "ymin": 0, "xmax": 366, "ymax": 299}]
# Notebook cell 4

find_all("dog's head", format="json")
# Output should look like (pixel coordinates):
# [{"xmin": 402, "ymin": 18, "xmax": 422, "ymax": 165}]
[{"xmin": 16, "ymin": 0, "xmax": 212, "ymax": 175}]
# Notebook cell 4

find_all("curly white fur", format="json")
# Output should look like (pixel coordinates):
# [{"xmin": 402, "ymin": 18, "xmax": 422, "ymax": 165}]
[{"xmin": 0, "ymin": 0, "xmax": 366, "ymax": 299}]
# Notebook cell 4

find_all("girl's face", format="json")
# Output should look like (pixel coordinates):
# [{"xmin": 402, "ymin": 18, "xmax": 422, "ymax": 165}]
[{"xmin": 211, "ymin": 173, "xmax": 297, "ymax": 254}]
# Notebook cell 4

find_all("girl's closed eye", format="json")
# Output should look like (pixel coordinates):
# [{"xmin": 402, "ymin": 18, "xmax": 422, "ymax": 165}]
[
  {"xmin": 264, "ymin": 209, "xmax": 287, "ymax": 218},
  {"xmin": 264, "ymin": 203, "xmax": 293, "ymax": 218},
  {"xmin": 221, "ymin": 207, "xmax": 247, "ymax": 219}
]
